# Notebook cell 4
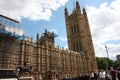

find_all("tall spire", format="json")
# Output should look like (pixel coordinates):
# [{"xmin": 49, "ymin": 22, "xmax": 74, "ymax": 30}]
[
  {"xmin": 76, "ymin": 0, "xmax": 80, "ymax": 9},
  {"xmin": 75, "ymin": 0, "xmax": 81, "ymax": 14},
  {"xmin": 83, "ymin": 7, "xmax": 86, "ymax": 15},
  {"xmin": 64, "ymin": 6, "xmax": 68, "ymax": 16},
  {"xmin": 37, "ymin": 33, "xmax": 39, "ymax": 41},
  {"xmin": 23, "ymin": 34, "xmax": 25, "ymax": 40}
]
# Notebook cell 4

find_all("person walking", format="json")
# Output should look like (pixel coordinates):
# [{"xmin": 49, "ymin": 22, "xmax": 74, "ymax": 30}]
[
  {"xmin": 94, "ymin": 70, "xmax": 98, "ymax": 80},
  {"xmin": 99, "ymin": 69, "xmax": 106, "ymax": 80},
  {"xmin": 110, "ymin": 67, "xmax": 116, "ymax": 80},
  {"xmin": 105, "ymin": 69, "xmax": 111, "ymax": 80},
  {"xmin": 90, "ymin": 71, "xmax": 95, "ymax": 80},
  {"xmin": 117, "ymin": 67, "xmax": 120, "ymax": 80}
]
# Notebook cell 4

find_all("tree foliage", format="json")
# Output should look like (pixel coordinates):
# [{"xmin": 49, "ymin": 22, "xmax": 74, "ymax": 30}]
[{"xmin": 96, "ymin": 57, "xmax": 120, "ymax": 70}]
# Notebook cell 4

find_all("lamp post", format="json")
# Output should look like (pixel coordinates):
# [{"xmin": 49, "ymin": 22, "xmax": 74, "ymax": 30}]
[{"xmin": 105, "ymin": 45, "xmax": 109, "ymax": 68}]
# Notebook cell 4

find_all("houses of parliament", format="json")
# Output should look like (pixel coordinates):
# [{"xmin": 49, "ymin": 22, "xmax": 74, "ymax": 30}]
[{"xmin": 0, "ymin": 1, "xmax": 97, "ymax": 80}]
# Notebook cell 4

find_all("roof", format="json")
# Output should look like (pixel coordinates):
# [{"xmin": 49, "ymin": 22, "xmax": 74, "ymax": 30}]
[{"xmin": 0, "ymin": 14, "xmax": 19, "ymax": 23}]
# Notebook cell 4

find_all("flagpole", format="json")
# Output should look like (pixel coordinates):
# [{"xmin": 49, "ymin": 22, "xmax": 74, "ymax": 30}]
[
  {"xmin": 105, "ymin": 45, "xmax": 109, "ymax": 60},
  {"xmin": 105, "ymin": 45, "xmax": 110, "ymax": 68}
]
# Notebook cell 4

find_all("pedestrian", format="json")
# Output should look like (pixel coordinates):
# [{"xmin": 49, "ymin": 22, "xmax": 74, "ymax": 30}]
[
  {"xmin": 90, "ymin": 71, "xmax": 95, "ymax": 80},
  {"xmin": 105, "ymin": 68, "xmax": 111, "ymax": 80},
  {"xmin": 83, "ymin": 74, "xmax": 90, "ymax": 80},
  {"xmin": 99, "ymin": 69, "xmax": 106, "ymax": 80},
  {"xmin": 110, "ymin": 67, "xmax": 116, "ymax": 80},
  {"xmin": 94, "ymin": 70, "xmax": 98, "ymax": 80},
  {"xmin": 117, "ymin": 67, "xmax": 120, "ymax": 80}
]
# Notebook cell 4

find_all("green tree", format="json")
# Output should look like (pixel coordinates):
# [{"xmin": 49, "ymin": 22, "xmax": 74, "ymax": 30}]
[
  {"xmin": 108, "ymin": 59, "xmax": 114, "ymax": 68},
  {"xmin": 96, "ymin": 57, "xmax": 108, "ymax": 69},
  {"xmin": 113, "ymin": 61, "xmax": 120, "ymax": 68},
  {"xmin": 96, "ymin": 57, "xmax": 120, "ymax": 70}
]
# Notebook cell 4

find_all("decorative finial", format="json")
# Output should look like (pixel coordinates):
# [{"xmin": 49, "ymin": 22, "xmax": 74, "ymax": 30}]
[
  {"xmin": 83, "ymin": 7, "xmax": 86, "ymax": 15},
  {"xmin": 76, "ymin": 0, "xmax": 80, "ymax": 9},
  {"xmin": 65, "ymin": 6, "xmax": 68, "ymax": 15},
  {"xmin": 37, "ymin": 33, "xmax": 39, "ymax": 40}
]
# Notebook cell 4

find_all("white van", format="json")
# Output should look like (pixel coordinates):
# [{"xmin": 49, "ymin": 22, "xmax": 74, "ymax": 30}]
[
  {"xmin": 0, "ymin": 69, "xmax": 18, "ymax": 80},
  {"xmin": 0, "ymin": 69, "xmax": 32, "ymax": 80},
  {"xmin": 19, "ymin": 77, "xmax": 32, "ymax": 80},
  {"xmin": 0, "ymin": 78, "xmax": 18, "ymax": 80}
]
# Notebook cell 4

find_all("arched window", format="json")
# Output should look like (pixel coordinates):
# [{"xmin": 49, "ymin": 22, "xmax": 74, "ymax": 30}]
[
  {"xmin": 71, "ymin": 27, "xmax": 73, "ymax": 35},
  {"xmin": 77, "ymin": 24, "xmax": 79, "ymax": 33},
  {"xmin": 74, "ymin": 26, "xmax": 76, "ymax": 33}
]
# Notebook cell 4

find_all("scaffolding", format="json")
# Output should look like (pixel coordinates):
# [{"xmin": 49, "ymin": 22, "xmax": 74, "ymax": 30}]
[
  {"xmin": 0, "ymin": 14, "xmax": 23, "ymax": 69},
  {"xmin": 0, "ymin": 14, "xmax": 23, "ymax": 40}
]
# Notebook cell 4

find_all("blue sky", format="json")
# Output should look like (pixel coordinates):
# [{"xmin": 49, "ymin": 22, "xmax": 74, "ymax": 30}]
[
  {"xmin": 20, "ymin": 0, "xmax": 113, "ymax": 46},
  {"xmin": 1, "ymin": 0, "xmax": 120, "ymax": 60}
]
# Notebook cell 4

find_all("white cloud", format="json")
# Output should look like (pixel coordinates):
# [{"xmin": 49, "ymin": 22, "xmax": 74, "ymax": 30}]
[
  {"xmin": 50, "ymin": 29, "xmax": 58, "ymax": 34},
  {"xmin": 87, "ymin": 0, "xmax": 120, "ymax": 60},
  {"xmin": 0, "ymin": 0, "xmax": 68, "ymax": 21},
  {"xmin": 59, "ymin": 36, "xmax": 67, "ymax": 42},
  {"xmin": 64, "ymin": 45, "xmax": 68, "ymax": 49}
]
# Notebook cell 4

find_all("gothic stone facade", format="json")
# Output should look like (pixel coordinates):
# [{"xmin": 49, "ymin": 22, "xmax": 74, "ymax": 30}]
[
  {"xmin": 0, "ymin": 30, "xmax": 92, "ymax": 80},
  {"xmin": 0, "ymin": 1, "xmax": 97, "ymax": 80},
  {"xmin": 65, "ymin": 1, "xmax": 97, "ymax": 74}
]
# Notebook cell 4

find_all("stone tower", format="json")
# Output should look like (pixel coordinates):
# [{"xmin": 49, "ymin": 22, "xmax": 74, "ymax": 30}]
[
  {"xmin": 65, "ymin": 1, "xmax": 97, "ymax": 71},
  {"xmin": 40, "ymin": 29, "xmax": 55, "ymax": 48}
]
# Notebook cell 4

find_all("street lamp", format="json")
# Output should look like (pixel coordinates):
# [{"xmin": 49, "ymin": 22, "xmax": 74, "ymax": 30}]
[
  {"xmin": 105, "ymin": 45, "xmax": 110, "ymax": 68},
  {"xmin": 105, "ymin": 45, "xmax": 109, "ymax": 60}
]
